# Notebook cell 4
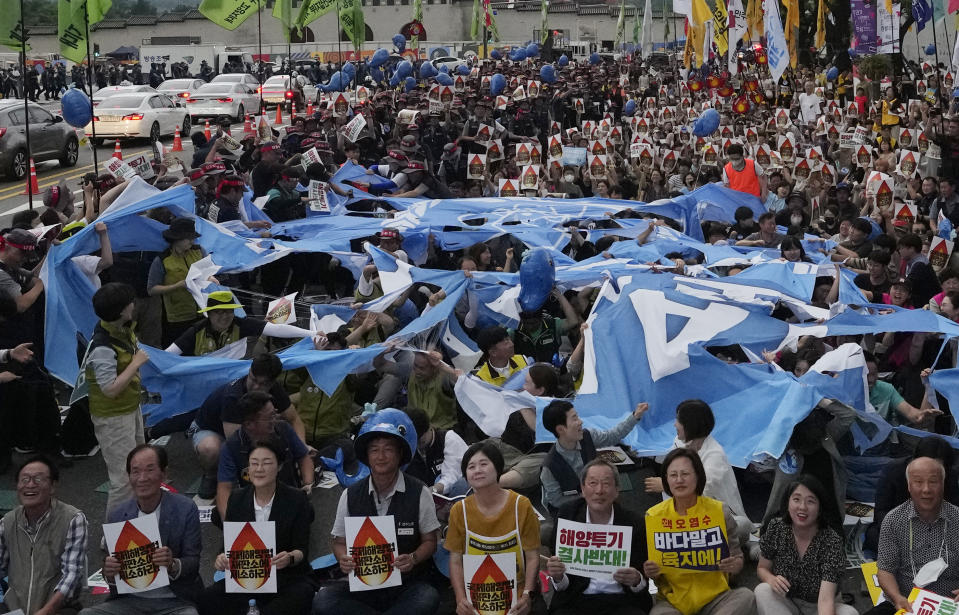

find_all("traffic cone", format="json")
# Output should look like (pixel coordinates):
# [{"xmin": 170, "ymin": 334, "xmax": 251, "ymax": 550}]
[
  {"xmin": 306, "ymin": 101, "xmax": 313, "ymax": 116},
  {"xmin": 275, "ymin": 104, "xmax": 283, "ymax": 125},
  {"xmin": 243, "ymin": 114, "xmax": 253, "ymax": 135},
  {"xmin": 21, "ymin": 158, "xmax": 39, "ymax": 196},
  {"xmin": 112, "ymin": 140, "xmax": 122, "ymax": 160},
  {"xmin": 203, "ymin": 120, "xmax": 211, "ymax": 141},
  {"xmin": 172, "ymin": 126, "xmax": 184, "ymax": 151}
]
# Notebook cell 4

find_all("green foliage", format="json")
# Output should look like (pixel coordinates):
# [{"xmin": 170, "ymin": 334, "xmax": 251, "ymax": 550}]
[{"xmin": 857, "ymin": 53, "xmax": 893, "ymax": 80}]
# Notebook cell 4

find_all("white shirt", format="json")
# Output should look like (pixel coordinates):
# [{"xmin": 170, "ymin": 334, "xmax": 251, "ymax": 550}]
[
  {"xmin": 798, "ymin": 92, "xmax": 822, "ymax": 125},
  {"xmin": 253, "ymin": 492, "xmax": 275, "ymax": 523}
]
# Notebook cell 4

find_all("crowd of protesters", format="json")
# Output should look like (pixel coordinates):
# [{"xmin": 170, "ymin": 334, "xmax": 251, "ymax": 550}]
[{"xmin": 0, "ymin": 42, "xmax": 958, "ymax": 615}]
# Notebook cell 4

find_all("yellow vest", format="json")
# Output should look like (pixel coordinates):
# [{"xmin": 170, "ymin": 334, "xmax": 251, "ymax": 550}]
[
  {"xmin": 474, "ymin": 355, "xmax": 529, "ymax": 387},
  {"xmin": 645, "ymin": 496, "xmax": 730, "ymax": 615},
  {"xmin": 161, "ymin": 247, "xmax": 203, "ymax": 323}
]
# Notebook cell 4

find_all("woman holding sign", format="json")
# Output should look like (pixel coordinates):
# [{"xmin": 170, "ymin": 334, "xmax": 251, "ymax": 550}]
[
  {"xmin": 642, "ymin": 448, "xmax": 757, "ymax": 615},
  {"xmin": 446, "ymin": 442, "xmax": 545, "ymax": 615},
  {"xmin": 196, "ymin": 441, "xmax": 315, "ymax": 615},
  {"xmin": 754, "ymin": 475, "xmax": 858, "ymax": 615}
]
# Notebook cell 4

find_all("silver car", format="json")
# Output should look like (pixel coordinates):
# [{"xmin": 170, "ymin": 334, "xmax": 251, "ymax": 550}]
[
  {"xmin": 84, "ymin": 93, "xmax": 190, "ymax": 145},
  {"xmin": 211, "ymin": 73, "xmax": 261, "ymax": 89},
  {"xmin": 0, "ymin": 100, "xmax": 79, "ymax": 179},
  {"xmin": 157, "ymin": 78, "xmax": 206, "ymax": 102},
  {"xmin": 186, "ymin": 82, "xmax": 261, "ymax": 122}
]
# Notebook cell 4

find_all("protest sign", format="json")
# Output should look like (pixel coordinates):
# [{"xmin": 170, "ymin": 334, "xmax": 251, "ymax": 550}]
[
  {"xmin": 102, "ymin": 513, "xmax": 169, "ymax": 594},
  {"xmin": 499, "ymin": 179, "xmax": 519, "ymax": 197},
  {"xmin": 224, "ymin": 521, "xmax": 277, "ymax": 593},
  {"xmin": 929, "ymin": 236, "xmax": 955, "ymax": 271},
  {"xmin": 554, "ymin": 518, "xmax": 632, "ymax": 580},
  {"xmin": 301, "ymin": 147, "xmax": 324, "ymax": 170},
  {"xmin": 266, "ymin": 292, "xmax": 297, "ymax": 324},
  {"xmin": 520, "ymin": 165, "xmax": 540, "ymax": 190},
  {"xmin": 645, "ymin": 503, "xmax": 730, "ymax": 571},
  {"xmin": 840, "ymin": 132, "xmax": 856, "ymax": 149},
  {"xmin": 345, "ymin": 515, "xmax": 401, "ymax": 592},
  {"xmin": 105, "ymin": 157, "xmax": 137, "ymax": 180},
  {"xmin": 308, "ymin": 180, "xmax": 330, "ymax": 213},
  {"xmin": 468, "ymin": 154, "xmax": 488, "ymax": 180},
  {"xmin": 342, "ymin": 113, "xmax": 368, "ymax": 143},
  {"xmin": 476, "ymin": 123, "xmax": 494, "ymax": 143},
  {"xmin": 894, "ymin": 588, "xmax": 957, "ymax": 615},
  {"xmin": 464, "ymin": 553, "xmax": 516, "ymax": 615},
  {"xmin": 588, "ymin": 154, "xmax": 608, "ymax": 178},
  {"xmin": 515, "ymin": 143, "xmax": 531, "ymax": 166},
  {"xmin": 126, "ymin": 154, "xmax": 155, "ymax": 180}
]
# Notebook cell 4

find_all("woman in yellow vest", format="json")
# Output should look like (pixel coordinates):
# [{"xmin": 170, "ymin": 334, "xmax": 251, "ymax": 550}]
[
  {"xmin": 446, "ymin": 441, "xmax": 545, "ymax": 615},
  {"xmin": 643, "ymin": 449, "xmax": 756, "ymax": 615},
  {"xmin": 147, "ymin": 217, "xmax": 207, "ymax": 347}
]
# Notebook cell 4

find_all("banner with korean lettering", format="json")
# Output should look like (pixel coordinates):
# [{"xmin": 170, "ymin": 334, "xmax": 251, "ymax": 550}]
[
  {"xmin": 57, "ymin": 0, "xmax": 87, "ymax": 64},
  {"xmin": 345, "ymin": 515, "xmax": 401, "ymax": 592},
  {"xmin": 0, "ymin": 1, "xmax": 29, "ymax": 52},
  {"xmin": 199, "ymin": 0, "xmax": 262, "ymax": 31},
  {"xmin": 554, "ymin": 518, "xmax": 632, "ymax": 580},
  {"xmin": 645, "ymin": 497, "xmax": 730, "ymax": 571},
  {"xmin": 102, "ymin": 514, "xmax": 169, "ymax": 594},
  {"xmin": 895, "ymin": 588, "xmax": 959, "ymax": 615},
  {"xmin": 850, "ymin": 0, "xmax": 878, "ymax": 55},
  {"xmin": 224, "ymin": 521, "xmax": 277, "ymax": 593}
]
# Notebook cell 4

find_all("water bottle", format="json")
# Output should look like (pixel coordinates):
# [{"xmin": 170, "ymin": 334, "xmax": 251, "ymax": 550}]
[{"xmin": 246, "ymin": 599, "xmax": 260, "ymax": 615}]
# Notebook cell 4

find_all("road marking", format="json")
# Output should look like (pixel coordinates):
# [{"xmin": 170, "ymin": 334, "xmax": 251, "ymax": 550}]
[{"xmin": 0, "ymin": 147, "xmax": 160, "ymax": 197}]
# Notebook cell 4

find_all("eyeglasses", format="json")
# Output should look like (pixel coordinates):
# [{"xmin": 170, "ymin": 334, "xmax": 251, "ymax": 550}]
[{"xmin": 18, "ymin": 474, "xmax": 50, "ymax": 487}]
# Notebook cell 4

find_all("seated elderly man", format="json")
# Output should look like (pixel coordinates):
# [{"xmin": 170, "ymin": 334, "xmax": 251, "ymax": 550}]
[
  {"xmin": 81, "ymin": 444, "xmax": 203, "ymax": 615},
  {"xmin": 546, "ymin": 459, "xmax": 652, "ymax": 615},
  {"xmin": 0, "ymin": 455, "xmax": 88, "ymax": 615},
  {"xmin": 869, "ymin": 456, "xmax": 959, "ymax": 615}
]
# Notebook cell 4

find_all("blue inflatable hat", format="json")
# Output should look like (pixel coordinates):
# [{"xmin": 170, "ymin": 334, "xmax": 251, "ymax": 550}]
[
  {"xmin": 518, "ymin": 247, "xmax": 556, "ymax": 312},
  {"xmin": 61, "ymin": 88, "xmax": 92, "ymax": 128}
]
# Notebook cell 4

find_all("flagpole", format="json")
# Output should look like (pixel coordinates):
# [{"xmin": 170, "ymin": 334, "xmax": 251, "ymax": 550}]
[
  {"xmin": 335, "ymin": 0, "xmax": 344, "ymax": 66},
  {"xmin": 19, "ymin": 0, "xmax": 32, "ymax": 209},
  {"xmin": 931, "ymin": 16, "xmax": 945, "ymax": 108},
  {"xmin": 257, "ymin": 0, "xmax": 264, "ymax": 109},
  {"xmin": 83, "ymin": 0, "xmax": 99, "ymax": 175}
]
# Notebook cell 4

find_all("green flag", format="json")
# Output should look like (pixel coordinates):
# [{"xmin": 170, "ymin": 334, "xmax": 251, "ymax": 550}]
[
  {"xmin": 470, "ymin": 0, "xmax": 480, "ymax": 41},
  {"xmin": 540, "ymin": 0, "xmax": 549, "ymax": 44},
  {"xmin": 58, "ymin": 0, "xmax": 88, "ymax": 63},
  {"xmin": 632, "ymin": 6, "xmax": 640, "ymax": 43},
  {"xmin": 0, "ymin": 1, "xmax": 30, "ymax": 52},
  {"xmin": 296, "ymin": 0, "xmax": 337, "ymax": 30},
  {"xmin": 339, "ymin": 0, "xmax": 365, "ymax": 50},
  {"xmin": 614, "ymin": 0, "xmax": 626, "ymax": 46},
  {"xmin": 411, "ymin": 0, "xmax": 423, "ymax": 48},
  {"xmin": 199, "ymin": 0, "xmax": 262, "ymax": 31},
  {"xmin": 74, "ymin": 0, "xmax": 113, "ymax": 26},
  {"xmin": 272, "ymin": 0, "xmax": 294, "ymax": 42}
]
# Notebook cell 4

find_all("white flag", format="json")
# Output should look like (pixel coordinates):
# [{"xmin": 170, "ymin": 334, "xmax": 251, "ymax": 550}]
[
  {"xmin": 763, "ymin": 0, "xmax": 790, "ymax": 83},
  {"xmin": 953, "ymin": 28, "xmax": 959, "ymax": 73},
  {"xmin": 727, "ymin": 0, "xmax": 747, "ymax": 74},
  {"xmin": 673, "ymin": 0, "xmax": 692, "ymax": 16},
  {"xmin": 641, "ymin": 0, "xmax": 653, "ymax": 59}
]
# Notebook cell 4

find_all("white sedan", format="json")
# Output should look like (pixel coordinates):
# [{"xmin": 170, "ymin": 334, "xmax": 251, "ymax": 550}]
[
  {"xmin": 84, "ymin": 93, "xmax": 190, "ymax": 145},
  {"xmin": 92, "ymin": 84, "xmax": 155, "ymax": 106},
  {"xmin": 211, "ymin": 73, "xmax": 261, "ymax": 89},
  {"xmin": 157, "ymin": 78, "xmax": 206, "ymax": 101},
  {"xmin": 186, "ymin": 82, "xmax": 261, "ymax": 122}
]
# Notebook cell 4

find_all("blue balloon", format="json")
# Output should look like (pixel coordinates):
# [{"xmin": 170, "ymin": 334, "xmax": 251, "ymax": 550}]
[
  {"xmin": 540, "ymin": 64, "xmax": 556, "ymax": 83},
  {"xmin": 526, "ymin": 43, "xmax": 539, "ymax": 57},
  {"xmin": 342, "ymin": 62, "xmax": 356, "ymax": 78},
  {"xmin": 926, "ymin": 43, "xmax": 937, "ymax": 55},
  {"xmin": 490, "ymin": 73, "xmax": 506, "ymax": 95},
  {"xmin": 61, "ymin": 88, "xmax": 92, "ymax": 128},
  {"xmin": 404, "ymin": 76, "xmax": 417, "ymax": 92},
  {"xmin": 518, "ymin": 248, "xmax": 556, "ymax": 312},
  {"xmin": 370, "ymin": 48, "xmax": 390, "ymax": 68},
  {"xmin": 692, "ymin": 108, "xmax": 720, "ymax": 136},
  {"xmin": 389, "ymin": 73, "xmax": 401, "ymax": 87},
  {"xmin": 510, "ymin": 48, "xmax": 527, "ymax": 62},
  {"xmin": 436, "ymin": 72, "xmax": 453, "ymax": 86},
  {"xmin": 939, "ymin": 218, "xmax": 954, "ymax": 240},
  {"xmin": 420, "ymin": 62, "xmax": 437, "ymax": 79},
  {"xmin": 396, "ymin": 60, "xmax": 413, "ymax": 78},
  {"xmin": 558, "ymin": 54, "xmax": 569, "ymax": 66},
  {"xmin": 953, "ymin": 87, "xmax": 959, "ymax": 98},
  {"xmin": 490, "ymin": 49, "xmax": 502, "ymax": 60},
  {"xmin": 623, "ymin": 99, "xmax": 636, "ymax": 116},
  {"xmin": 848, "ymin": 47, "xmax": 858, "ymax": 57},
  {"xmin": 439, "ymin": 64, "xmax": 450, "ymax": 73},
  {"xmin": 826, "ymin": 66, "xmax": 838, "ymax": 81},
  {"xmin": 326, "ymin": 71, "xmax": 343, "ymax": 91},
  {"xmin": 457, "ymin": 64, "xmax": 470, "ymax": 75},
  {"xmin": 393, "ymin": 33, "xmax": 406, "ymax": 52},
  {"xmin": 370, "ymin": 67, "xmax": 384, "ymax": 82},
  {"xmin": 589, "ymin": 52, "xmax": 601, "ymax": 65}
]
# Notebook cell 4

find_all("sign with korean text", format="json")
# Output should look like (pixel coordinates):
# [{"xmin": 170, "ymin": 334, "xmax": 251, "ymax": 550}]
[
  {"xmin": 102, "ymin": 513, "xmax": 169, "ymax": 594},
  {"xmin": 464, "ymin": 552, "xmax": 516, "ymax": 615},
  {"xmin": 224, "ymin": 521, "xmax": 277, "ymax": 593},
  {"xmin": 342, "ymin": 113, "xmax": 367, "ymax": 143},
  {"xmin": 895, "ymin": 588, "xmax": 958, "ymax": 615},
  {"xmin": 105, "ymin": 157, "xmax": 137, "ymax": 180},
  {"xmin": 125, "ymin": 154, "xmax": 155, "ymax": 180},
  {"xmin": 345, "ymin": 515, "xmax": 401, "ymax": 592},
  {"xmin": 645, "ymin": 504, "xmax": 730, "ymax": 571},
  {"xmin": 554, "ymin": 518, "xmax": 632, "ymax": 580}
]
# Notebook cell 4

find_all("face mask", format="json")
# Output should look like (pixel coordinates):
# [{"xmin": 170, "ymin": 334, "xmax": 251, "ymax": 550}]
[
  {"xmin": 564, "ymin": 174, "xmax": 575, "ymax": 182},
  {"xmin": 791, "ymin": 215, "xmax": 803, "ymax": 225},
  {"xmin": 914, "ymin": 557, "xmax": 948, "ymax": 587}
]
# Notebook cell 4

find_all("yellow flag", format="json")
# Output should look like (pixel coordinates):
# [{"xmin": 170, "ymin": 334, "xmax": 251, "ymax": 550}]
[
  {"xmin": 783, "ymin": 0, "xmax": 799, "ymax": 68},
  {"xmin": 815, "ymin": 0, "xmax": 826, "ymax": 48},
  {"xmin": 692, "ymin": 0, "xmax": 712, "ymax": 26},
  {"xmin": 711, "ymin": 0, "xmax": 729, "ymax": 56},
  {"xmin": 686, "ymin": 21, "xmax": 706, "ymax": 67},
  {"xmin": 746, "ymin": 0, "xmax": 764, "ymax": 40}
]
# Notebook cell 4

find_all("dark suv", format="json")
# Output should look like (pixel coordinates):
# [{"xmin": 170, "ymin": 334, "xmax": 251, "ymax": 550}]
[{"xmin": 0, "ymin": 100, "xmax": 79, "ymax": 180}]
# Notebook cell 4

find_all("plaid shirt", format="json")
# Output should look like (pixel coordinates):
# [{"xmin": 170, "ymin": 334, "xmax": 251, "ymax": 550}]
[
  {"xmin": 0, "ymin": 508, "xmax": 88, "ymax": 601},
  {"xmin": 877, "ymin": 499, "xmax": 959, "ymax": 598}
]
